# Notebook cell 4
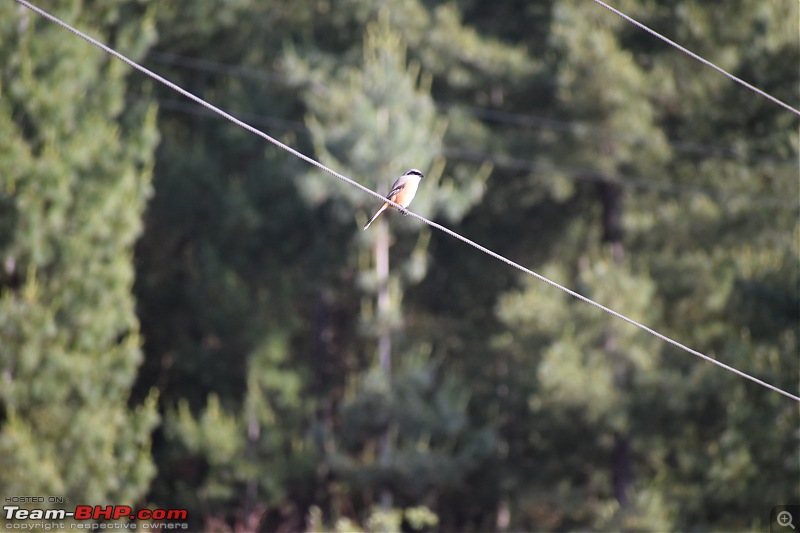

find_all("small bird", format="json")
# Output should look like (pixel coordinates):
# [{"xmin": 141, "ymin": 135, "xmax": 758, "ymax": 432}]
[{"xmin": 363, "ymin": 169, "xmax": 424, "ymax": 230}]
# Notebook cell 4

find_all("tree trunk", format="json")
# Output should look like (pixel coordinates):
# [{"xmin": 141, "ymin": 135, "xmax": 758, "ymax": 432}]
[{"xmin": 375, "ymin": 221, "xmax": 393, "ymax": 510}]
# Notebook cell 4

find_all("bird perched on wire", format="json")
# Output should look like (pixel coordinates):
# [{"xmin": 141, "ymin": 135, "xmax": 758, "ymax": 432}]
[{"xmin": 363, "ymin": 169, "xmax": 424, "ymax": 230}]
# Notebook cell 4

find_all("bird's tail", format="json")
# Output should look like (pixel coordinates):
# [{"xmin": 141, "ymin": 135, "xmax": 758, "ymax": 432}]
[{"xmin": 363, "ymin": 204, "xmax": 388, "ymax": 230}]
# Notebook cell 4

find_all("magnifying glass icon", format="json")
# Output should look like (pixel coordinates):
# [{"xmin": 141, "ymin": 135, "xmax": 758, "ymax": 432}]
[{"xmin": 778, "ymin": 511, "xmax": 795, "ymax": 530}]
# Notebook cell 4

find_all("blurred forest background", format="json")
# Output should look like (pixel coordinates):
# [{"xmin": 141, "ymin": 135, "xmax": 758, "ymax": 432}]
[{"xmin": 1, "ymin": 0, "xmax": 798, "ymax": 531}]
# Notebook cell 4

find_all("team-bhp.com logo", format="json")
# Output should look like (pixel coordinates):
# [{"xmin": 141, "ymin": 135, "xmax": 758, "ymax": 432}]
[{"xmin": 4, "ymin": 503, "xmax": 188, "ymax": 529}]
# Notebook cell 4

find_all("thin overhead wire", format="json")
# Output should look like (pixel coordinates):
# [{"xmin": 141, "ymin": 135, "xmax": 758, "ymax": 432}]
[
  {"xmin": 151, "ymin": 96, "xmax": 307, "ymax": 133},
  {"xmin": 443, "ymin": 147, "xmax": 799, "ymax": 210},
  {"xmin": 147, "ymin": 97, "xmax": 799, "ymax": 210},
  {"xmin": 15, "ymin": 0, "xmax": 800, "ymax": 403},
  {"xmin": 148, "ymin": 51, "xmax": 794, "ymax": 166},
  {"xmin": 591, "ymin": 0, "xmax": 800, "ymax": 118}
]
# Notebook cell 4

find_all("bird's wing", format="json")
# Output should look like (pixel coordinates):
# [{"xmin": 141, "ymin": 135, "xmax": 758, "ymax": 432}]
[{"xmin": 385, "ymin": 177, "xmax": 405, "ymax": 200}]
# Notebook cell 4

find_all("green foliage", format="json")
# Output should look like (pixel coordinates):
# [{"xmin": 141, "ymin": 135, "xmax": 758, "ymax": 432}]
[
  {"xmin": 327, "ymin": 356, "xmax": 495, "ymax": 505},
  {"xmin": 287, "ymin": 11, "xmax": 447, "ymax": 221},
  {"xmin": 4, "ymin": 0, "xmax": 796, "ymax": 531},
  {"xmin": 307, "ymin": 503, "xmax": 438, "ymax": 532},
  {"xmin": 0, "ymin": 0, "xmax": 159, "ymax": 506},
  {"xmin": 484, "ymin": 1, "xmax": 799, "ymax": 529}
]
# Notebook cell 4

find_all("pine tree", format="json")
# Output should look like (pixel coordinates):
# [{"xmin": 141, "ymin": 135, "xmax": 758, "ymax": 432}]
[
  {"xmin": 95, "ymin": 0, "xmax": 798, "ymax": 530},
  {"xmin": 133, "ymin": 2, "xmax": 323, "ymax": 528},
  {"xmin": 0, "ymin": 1, "xmax": 159, "ymax": 505},
  {"xmin": 137, "ymin": 0, "xmax": 530, "ymax": 527},
  {"xmin": 488, "ymin": 0, "xmax": 799, "ymax": 529},
  {"xmin": 289, "ymin": 12, "xmax": 495, "ymax": 522}
]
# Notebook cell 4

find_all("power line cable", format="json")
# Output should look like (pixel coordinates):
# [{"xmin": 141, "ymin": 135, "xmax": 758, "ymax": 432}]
[
  {"xmin": 149, "ymin": 51, "xmax": 286, "ymax": 85},
  {"xmin": 442, "ymin": 102, "xmax": 795, "ymax": 166},
  {"xmin": 151, "ymin": 96, "xmax": 307, "ymax": 133},
  {"xmin": 147, "ymin": 96, "xmax": 799, "ymax": 210},
  {"xmin": 148, "ymin": 50, "xmax": 795, "ymax": 166},
  {"xmin": 443, "ymin": 147, "xmax": 799, "ymax": 210},
  {"xmin": 15, "ymin": 0, "xmax": 800, "ymax": 403},
  {"xmin": 591, "ymin": 0, "xmax": 800, "ymax": 118}
]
